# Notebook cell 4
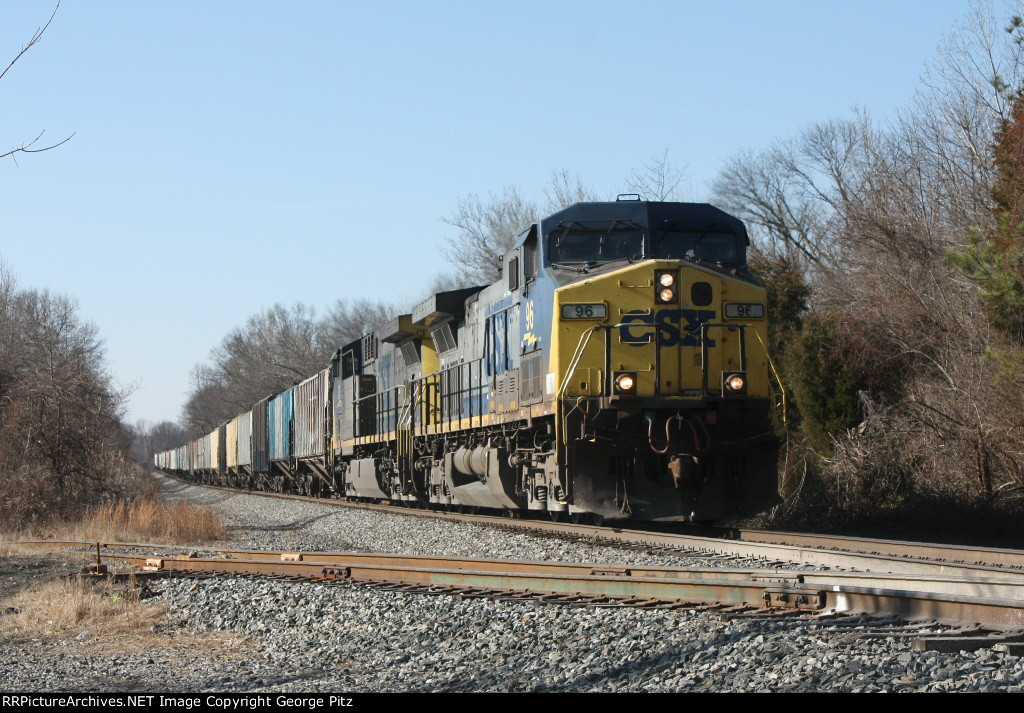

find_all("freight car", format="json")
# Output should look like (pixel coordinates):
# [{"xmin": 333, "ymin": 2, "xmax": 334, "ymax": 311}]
[{"xmin": 156, "ymin": 198, "xmax": 781, "ymax": 523}]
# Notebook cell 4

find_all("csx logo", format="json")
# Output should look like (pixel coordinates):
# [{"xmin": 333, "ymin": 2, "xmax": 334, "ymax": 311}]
[{"xmin": 619, "ymin": 309, "xmax": 716, "ymax": 347}]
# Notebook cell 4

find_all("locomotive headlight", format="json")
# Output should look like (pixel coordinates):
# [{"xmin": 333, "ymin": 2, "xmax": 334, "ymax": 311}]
[
  {"xmin": 613, "ymin": 371, "xmax": 638, "ymax": 395},
  {"xmin": 655, "ymin": 270, "xmax": 678, "ymax": 304},
  {"xmin": 722, "ymin": 371, "xmax": 747, "ymax": 398}
]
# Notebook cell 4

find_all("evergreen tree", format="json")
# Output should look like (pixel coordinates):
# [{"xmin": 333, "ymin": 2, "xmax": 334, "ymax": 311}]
[{"xmin": 948, "ymin": 89, "xmax": 1024, "ymax": 343}]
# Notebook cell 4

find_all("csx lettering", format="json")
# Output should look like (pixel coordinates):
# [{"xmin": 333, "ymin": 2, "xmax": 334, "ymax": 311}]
[{"xmin": 619, "ymin": 309, "xmax": 716, "ymax": 347}]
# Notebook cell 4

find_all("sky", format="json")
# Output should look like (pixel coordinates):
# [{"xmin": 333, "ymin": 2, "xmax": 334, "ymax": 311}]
[{"xmin": 0, "ymin": 0, "xmax": 989, "ymax": 426}]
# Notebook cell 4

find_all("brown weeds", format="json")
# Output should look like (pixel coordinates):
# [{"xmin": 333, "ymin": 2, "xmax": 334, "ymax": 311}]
[
  {"xmin": 70, "ymin": 499, "xmax": 227, "ymax": 544},
  {"xmin": 0, "ymin": 574, "xmax": 165, "ymax": 641},
  {"xmin": 5, "ymin": 497, "xmax": 226, "ymax": 546}
]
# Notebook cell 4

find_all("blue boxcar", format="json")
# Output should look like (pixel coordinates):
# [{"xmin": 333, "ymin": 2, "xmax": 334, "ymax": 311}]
[{"xmin": 268, "ymin": 389, "xmax": 293, "ymax": 462}]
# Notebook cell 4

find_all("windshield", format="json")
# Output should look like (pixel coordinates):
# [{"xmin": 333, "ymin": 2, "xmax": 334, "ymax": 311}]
[
  {"xmin": 655, "ymin": 230, "xmax": 741, "ymax": 265},
  {"xmin": 548, "ymin": 226, "xmax": 644, "ymax": 264}
]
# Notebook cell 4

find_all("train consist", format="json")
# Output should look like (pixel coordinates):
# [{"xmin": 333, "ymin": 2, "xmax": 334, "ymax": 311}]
[{"xmin": 156, "ymin": 198, "xmax": 781, "ymax": 523}]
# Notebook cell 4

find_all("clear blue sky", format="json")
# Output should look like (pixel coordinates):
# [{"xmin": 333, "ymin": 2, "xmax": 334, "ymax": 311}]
[{"xmin": 0, "ymin": 0, "xmax": 983, "ymax": 426}]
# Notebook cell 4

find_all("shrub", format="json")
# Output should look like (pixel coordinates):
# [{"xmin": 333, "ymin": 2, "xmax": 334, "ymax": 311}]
[{"xmin": 784, "ymin": 314, "xmax": 866, "ymax": 455}]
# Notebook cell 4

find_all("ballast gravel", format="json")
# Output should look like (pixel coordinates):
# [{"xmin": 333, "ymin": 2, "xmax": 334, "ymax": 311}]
[
  {"xmin": 1, "ymin": 477, "xmax": 1023, "ymax": 693},
  {"xmin": 160, "ymin": 479, "xmax": 796, "ymax": 569}
]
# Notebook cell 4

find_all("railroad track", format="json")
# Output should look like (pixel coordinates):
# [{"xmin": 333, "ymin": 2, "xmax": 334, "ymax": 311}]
[
  {"xmin": 139, "ymin": 475, "xmax": 1024, "ymax": 647},
  {"xmin": 12, "ymin": 540, "xmax": 1024, "ymax": 648},
  {"xmin": 159, "ymin": 473, "xmax": 1024, "ymax": 580}
]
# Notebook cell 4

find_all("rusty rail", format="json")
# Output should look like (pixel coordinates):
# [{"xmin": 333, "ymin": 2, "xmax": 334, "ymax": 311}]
[
  {"xmin": 12, "ymin": 541, "xmax": 1024, "ymax": 631},
  {"xmin": 118, "ymin": 551, "xmax": 1024, "ymax": 630}
]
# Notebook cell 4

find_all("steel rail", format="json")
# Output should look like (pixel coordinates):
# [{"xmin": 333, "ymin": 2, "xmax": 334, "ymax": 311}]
[
  {"xmin": 48, "ymin": 543, "xmax": 1024, "ymax": 601},
  {"xmin": 18, "ymin": 540, "xmax": 1024, "ymax": 599},
  {"xmin": 119, "ymin": 552, "xmax": 1024, "ymax": 630},
  {"xmin": 14, "ymin": 541, "xmax": 1024, "ymax": 631},
  {"xmin": 733, "ymin": 529, "xmax": 1024, "ymax": 569}
]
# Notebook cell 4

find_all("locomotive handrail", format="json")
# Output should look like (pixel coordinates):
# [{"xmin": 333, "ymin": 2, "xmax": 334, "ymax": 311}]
[
  {"xmin": 557, "ymin": 323, "xmax": 647, "ymax": 468},
  {"xmin": 398, "ymin": 382, "xmax": 419, "ymax": 429},
  {"xmin": 411, "ymin": 357, "xmax": 487, "ymax": 434},
  {"xmin": 351, "ymin": 384, "xmax": 406, "ymax": 438},
  {"xmin": 753, "ymin": 329, "xmax": 789, "ymax": 428},
  {"xmin": 595, "ymin": 321, "xmax": 669, "ymax": 397}
]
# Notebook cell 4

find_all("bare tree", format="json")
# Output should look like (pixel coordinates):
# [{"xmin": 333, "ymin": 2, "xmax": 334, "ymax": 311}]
[
  {"xmin": 710, "ymin": 112, "xmax": 890, "ymax": 271},
  {"xmin": 712, "ymin": 142, "xmax": 830, "ymax": 267},
  {"xmin": 181, "ymin": 363, "xmax": 233, "ymax": 437},
  {"xmin": 739, "ymin": 2, "xmax": 1024, "ymax": 526},
  {"xmin": 438, "ymin": 171, "xmax": 609, "ymax": 287},
  {"xmin": 543, "ymin": 169, "xmax": 601, "ymax": 212},
  {"xmin": 0, "ymin": 262, "xmax": 139, "ymax": 524},
  {"xmin": 183, "ymin": 303, "xmax": 330, "ymax": 433},
  {"xmin": 181, "ymin": 299, "xmax": 395, "ymax": 436},
  {"xmin": 147, "ymin": 420, "xmax": 186, "ymax": 453},
  {"xmin": 2, "ymin": 3, "xmax": 74, "ymax": 164},
  {"xmin": 426, "ymin": 270, "xmax": 479, "ymax": 293},
  {"xmin": 130, "ymin": 419, "xmax": 187, "ymax": 464},
  {"xmin": 440, "ymin": 185, "xmax": 538, "ymax": 285},
  {"xmin": 322, "ymin": 297, "xmax": 395, "ymax": 346},
  {"xmin": 625, "ymin": 148, "xmax": 690, "ymax": 201},
  {"xmin": 897, "ymin": 1, "xmax": 1022, "ymax": 238}
]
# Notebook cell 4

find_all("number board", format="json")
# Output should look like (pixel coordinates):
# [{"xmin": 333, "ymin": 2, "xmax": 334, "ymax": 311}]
[
  {"xmin": 561, "ymin": 303, "xmax": 607, "ymax": 320},
  {"xmin": 724, "ymin": 303, "xmax": 765, "ymax": 319}
]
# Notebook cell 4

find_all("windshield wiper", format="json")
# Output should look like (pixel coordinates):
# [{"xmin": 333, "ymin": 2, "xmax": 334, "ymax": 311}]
[
  {"xmin": 553, "ymin": 221, "xmax": 578, "ymax": 249},
  {"xmin": 580, "ymin": 256, "xmax": 642, "ymax": 273},
  {"xmin": 598, "ymin": 220, "xmax": 625, "ymax": 249}
]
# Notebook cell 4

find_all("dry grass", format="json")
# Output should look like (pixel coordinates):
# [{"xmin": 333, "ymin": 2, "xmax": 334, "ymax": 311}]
[
  {"xmin": 9, "ymin": 498, "xmax": 227, "ymax": 546},
  {"xmin": 0, "ymin": 574, "xmax": 166, "ymax": 641},
  {"xmin": 0, "ymin": 541, "xmax": 52, "ymax": 557},
  {"xmin": 0, "ymin": 563, "xmax": 257, "ymax": 656},
  {"xmin": 70, "ymin": 499, "xmax": 227, "ymax": 544}
]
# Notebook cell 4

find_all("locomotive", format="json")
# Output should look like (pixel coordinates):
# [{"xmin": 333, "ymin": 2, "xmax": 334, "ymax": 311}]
[{"xmin": 156, "ymin": 198, "xmax": 781, "ymax": 523}]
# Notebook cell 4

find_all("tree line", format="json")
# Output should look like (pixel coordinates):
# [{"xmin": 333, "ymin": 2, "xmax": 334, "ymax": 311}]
[
  {"xmin": 0, "ymin": 263, "xmax": 147, "ymax": 527},
  {"xmin": 706, "ymin": 5, "xmax": 1024, "ymax": 537},
  {"xmin": 181, "ymin": 299, "xmax": 392, "ymax": 436}
]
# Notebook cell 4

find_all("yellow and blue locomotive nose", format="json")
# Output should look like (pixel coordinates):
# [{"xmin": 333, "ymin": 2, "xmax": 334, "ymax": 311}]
[
  {"xmin": 549, "ymin": 257, "xmax": 778, "ymax": 522},
  {"xmin": 550, "ymin": 260, "xmax": 769, "ymax": 402}
]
